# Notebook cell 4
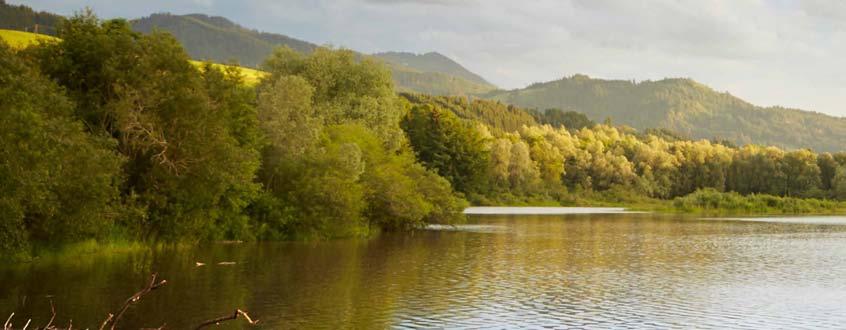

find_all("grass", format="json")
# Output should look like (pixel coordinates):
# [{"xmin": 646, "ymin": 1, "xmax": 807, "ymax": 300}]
[
  {"xmin": 0, "ymin": 29, "xmax": 267, "ymax": 85},
  {"xmin": 473, "ymin": 186, "xmax": 846, "ymax": 216},
  {"xmin": 670, "ymin": 188, "xmax": 846, "ymax": 216}
]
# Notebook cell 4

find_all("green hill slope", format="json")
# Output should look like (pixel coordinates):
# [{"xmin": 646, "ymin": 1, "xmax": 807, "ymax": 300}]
[
  {"xmin": 130, "ymin": 13, "xmax": 316, "ymax": 67},
  {"xmin": 374, "ymin": 51, "xmax": 492, "ymax": 86},
  {"xmin": 131, "ymin": 13, "xmax": 494, "ymax": 96},
  {"xmin": 2, "ymin": 1, "xmax": 495, "ymax": 97},
  {"xmin": 486, "ymin": 74, "xmax": 846, "ymax": 152},
  {"xmin": 401, "ymin": 93, "xmax": 536, "ymax": 133},
  {"xmin": 0, "ymin": 0, "xmax": 64, "ymax": 36}
]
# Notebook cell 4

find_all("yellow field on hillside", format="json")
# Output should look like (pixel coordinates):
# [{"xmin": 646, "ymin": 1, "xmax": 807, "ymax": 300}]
[
  {"xmin": 1, "ymin": 29, "xmax": 266, "ymax": 85},
  {"xmin": 0, "ymin": 29, "xmax": 58, "ymax": 48},
  {"xmin": 189, "ymin": 60, "xmax": 266, "ymax": 85}
]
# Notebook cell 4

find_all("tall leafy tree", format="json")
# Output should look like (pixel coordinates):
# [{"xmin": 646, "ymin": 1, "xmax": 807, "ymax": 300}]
[
  {"xmin": 0, "ymin": 41, "xmax": 122, "ymax": 253},
  {"xmin": 28, "ymin": 13, "xmax": 261, "ymax": 240},
  {"xmin": 402, "ymin": 104, "xmax": 491, "ymax": 195}
]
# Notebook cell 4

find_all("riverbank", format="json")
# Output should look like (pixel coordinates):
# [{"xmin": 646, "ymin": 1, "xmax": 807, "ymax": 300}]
[
  {"xmin": 475, "ymin": 188, "xmax": 846, "ymax": 216},
  {"xmin": 10, "ymin": 189, "xmax": 846, "ymax": 262}
]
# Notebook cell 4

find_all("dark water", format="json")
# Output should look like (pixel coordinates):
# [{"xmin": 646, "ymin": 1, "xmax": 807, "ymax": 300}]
[{"xmin": 4, "ymin": 212, "xmax": 846, "ymax": 329}]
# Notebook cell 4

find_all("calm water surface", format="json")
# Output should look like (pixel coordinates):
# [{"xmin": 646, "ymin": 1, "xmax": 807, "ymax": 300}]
[{"xmin": 4, "ymin": 211, "xmax": 846, "ymax": 329}]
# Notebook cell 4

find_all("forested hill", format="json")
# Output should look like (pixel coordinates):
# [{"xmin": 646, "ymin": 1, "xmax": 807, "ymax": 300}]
[
  {"xmin": 401, "ymin": 93, "xmax": 536, "ymax": 133},
  {"xmin": 130, "ymin": 13, "xmax": 493, "ymax": 96},
  {"xmin": 0, "ymin": 0, "xmax": 64, "ymax": 35},
  {"xmin": 130, "ymin": 13, "xmax": 317, "ymax": 67},
  {"xmin": 374, "ymin": 52, "xmax": 492, "ymax": 86},
  {"xmin": 375, "ymin": 52, "xmax": 496, "ymax": 96},
  {"xmin": 486, "ymin": 74, "xmax": 846, "ymax": 152}
]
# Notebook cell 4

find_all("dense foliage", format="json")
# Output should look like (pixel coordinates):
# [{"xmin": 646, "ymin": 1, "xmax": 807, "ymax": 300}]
[
  {"xmin": 528, "ymin": 108, "xmax": 595, "ymax": 131},
  {"xmin": 1, "ymin": 13, "xmax": 466, "ymax": 257},
  {"xmin": 401, "ymin": 93, "xmax": 537, "ymax": 133},
  {"xmin": 253, "ymin": 47, "xmax": 466, "ymax": 239},
  {"xmin": 487, "ymin": 74, "xmax": 846, "ymax": 152},
  {"xmin": 404, "ymin": 97, "xmax": 846, "ymax": 207},
  {"xmin": 0, "ymin": 41, "xmax": 122, "ymax": 253}
]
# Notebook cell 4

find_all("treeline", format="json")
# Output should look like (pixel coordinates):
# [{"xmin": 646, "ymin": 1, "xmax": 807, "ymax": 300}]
[
  {"xmin": 1, "ymin": 13, "xmax": 465, "ymax": 256},
  {"xmin": 130, "ymin": 13, "xmax": 316, "ymax": 68},
  {"xmin": 401, "ymin": 94, "xmax": 537, "ymax": 133},
  {"xmin": 486, "ymin": 74, "xmax": 846, "ymax": 152},
  {"xmin": 0, "ymin": 0, "xmax": 64, "ymax": 35},
  {"xmin": 401, "ymin": 100, "xmax": 846, "ymax": 205}
]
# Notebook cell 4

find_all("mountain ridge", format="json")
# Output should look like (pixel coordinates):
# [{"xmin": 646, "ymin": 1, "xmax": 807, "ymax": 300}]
[
  {"xmin": 130, "ymin": 12, "xmax": 494, "ymax": 96},
  {"xmin": 372, "ymin": 51, "xmax": 494, "ymax": 87},
  {"xmin": 486, "ymin": 74, "xmax": 846, "ymax": 152}
]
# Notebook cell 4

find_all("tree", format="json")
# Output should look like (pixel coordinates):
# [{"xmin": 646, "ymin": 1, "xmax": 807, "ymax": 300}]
[
  {"xmin": 0, "ymin": 41, "xmax": 122, "ymax": 253},
  {"xmin": 531, "ymin": 108, "xmax": 595, "ymax": 131},
  {"xmin": 262, "ymin": 46, "xmax": 405, "ymax": 149},
  {"xmin": 402, "ymin": 104, "xmax": 491, "ymax": 194},
  {"xmin": 28, "ymin": 14, "xmax": 261, "ymax": 240},
  {"xmin": 782, "ymin": 149, "xmax": 820, "ymax": 197},
  {"xmin": 832, "ymin": 166, "xmax": 846, "ymax": 200},
  {"xmin": 817, "ymin": 153, "xmax": 838, "ymax": 191}
]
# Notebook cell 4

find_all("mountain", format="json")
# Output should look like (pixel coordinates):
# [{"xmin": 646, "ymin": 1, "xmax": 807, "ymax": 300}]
[
  {"xmin": 486, "ymin": 74, "xmax": 846, "ymax": 152},
  {"xmin": 130, "ymin": 13, "xmax": 316, "ymax": 67},
  {"xmin": 374, "ymin": 52, "xmax": 496, "ymax": 96},
  {"xmin": 0, "ymin": 0, "xmax": 64, "ymax": 36},
  {"xmin": 131, "ymin": 13, "xmax": 494, "ymax": 96},
  {"xmin": 373, "ymin": 51, "xmax": 492, "ymax": 86},
  {"xmin": 1, "ymin": 1, "xmax": 495, "ymax": 96}
]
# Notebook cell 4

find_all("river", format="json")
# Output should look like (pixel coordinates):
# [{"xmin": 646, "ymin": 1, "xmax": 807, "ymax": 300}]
[{"xmin": 4, "ymin": 209, "xmax": 846, "ymax": 329}]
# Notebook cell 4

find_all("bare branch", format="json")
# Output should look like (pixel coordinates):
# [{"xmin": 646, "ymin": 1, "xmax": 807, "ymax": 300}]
[
  {"xmin": 4, "ymin": 313, "xmax": 12, "ymax": 330},
  {"xmin": 45, "ymin": 299, "xmax": 56, "ymax": 329},
  {"xmin": 98, "ymin": 313, "xmax": 113, "ymax": 330},
  {"xmin": 106, "ymin": 273, "xmax": 167, "ymax": 330},
  {"xmin": 195, "ymin": 309, "xmax": 258, "ymax": 330},
  {"xmin": 236, "ymin": 310, "xmax": 258, "ymax": 325}
]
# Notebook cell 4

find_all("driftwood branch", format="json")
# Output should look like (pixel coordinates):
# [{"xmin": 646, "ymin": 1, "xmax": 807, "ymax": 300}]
[
  {"xmin": 102, "ymin": 273, "xmax": 167, "ymax": 330},
  {"xmin": 98, "ymin": 314, "xmax": 113, "ymax": 330},
  {"xmin": 45, "ymin": 299, "xmax": 56, "ymax": 329},
  {"xmin": 4, "ymin": 272, "xmax": 260, "ymax": 330},
  {"xmin": 195, "ymin": 309, "xmax": 259, "ymax": 329}
]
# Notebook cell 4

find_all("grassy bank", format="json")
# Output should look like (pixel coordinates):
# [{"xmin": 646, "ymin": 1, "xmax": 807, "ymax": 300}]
[{"xmin": 473, "ymin": 188, "xmax": 846, "ymax": 216}]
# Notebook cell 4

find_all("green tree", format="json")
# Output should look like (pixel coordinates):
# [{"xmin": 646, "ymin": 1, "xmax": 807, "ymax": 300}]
[
  {"xmin": 28, "ymin": 14, "xmax": 261, "ymax": 240},
  {"xmin": 402, "ymin": 104, "xmax": 491, "ymax": 194},
  {"xmin": 782, "ymin": 149, "xmax": 820, "ymax": 197},
  {"xmin": 817, "ymin": 152, "xmax": 838, "ymax": 191},
  {"xmin": 262, "ymin": 47, "xmax": 405, "ymax": 149},
  {"xmin": 0, "ymin": 41, "xmax": 122, "ymax": 254}
]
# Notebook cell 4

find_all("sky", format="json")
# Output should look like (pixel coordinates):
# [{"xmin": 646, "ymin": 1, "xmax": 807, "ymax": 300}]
[{"xmin": 14, "ymin": 0, "xmax": 846, "ymax": 116}]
